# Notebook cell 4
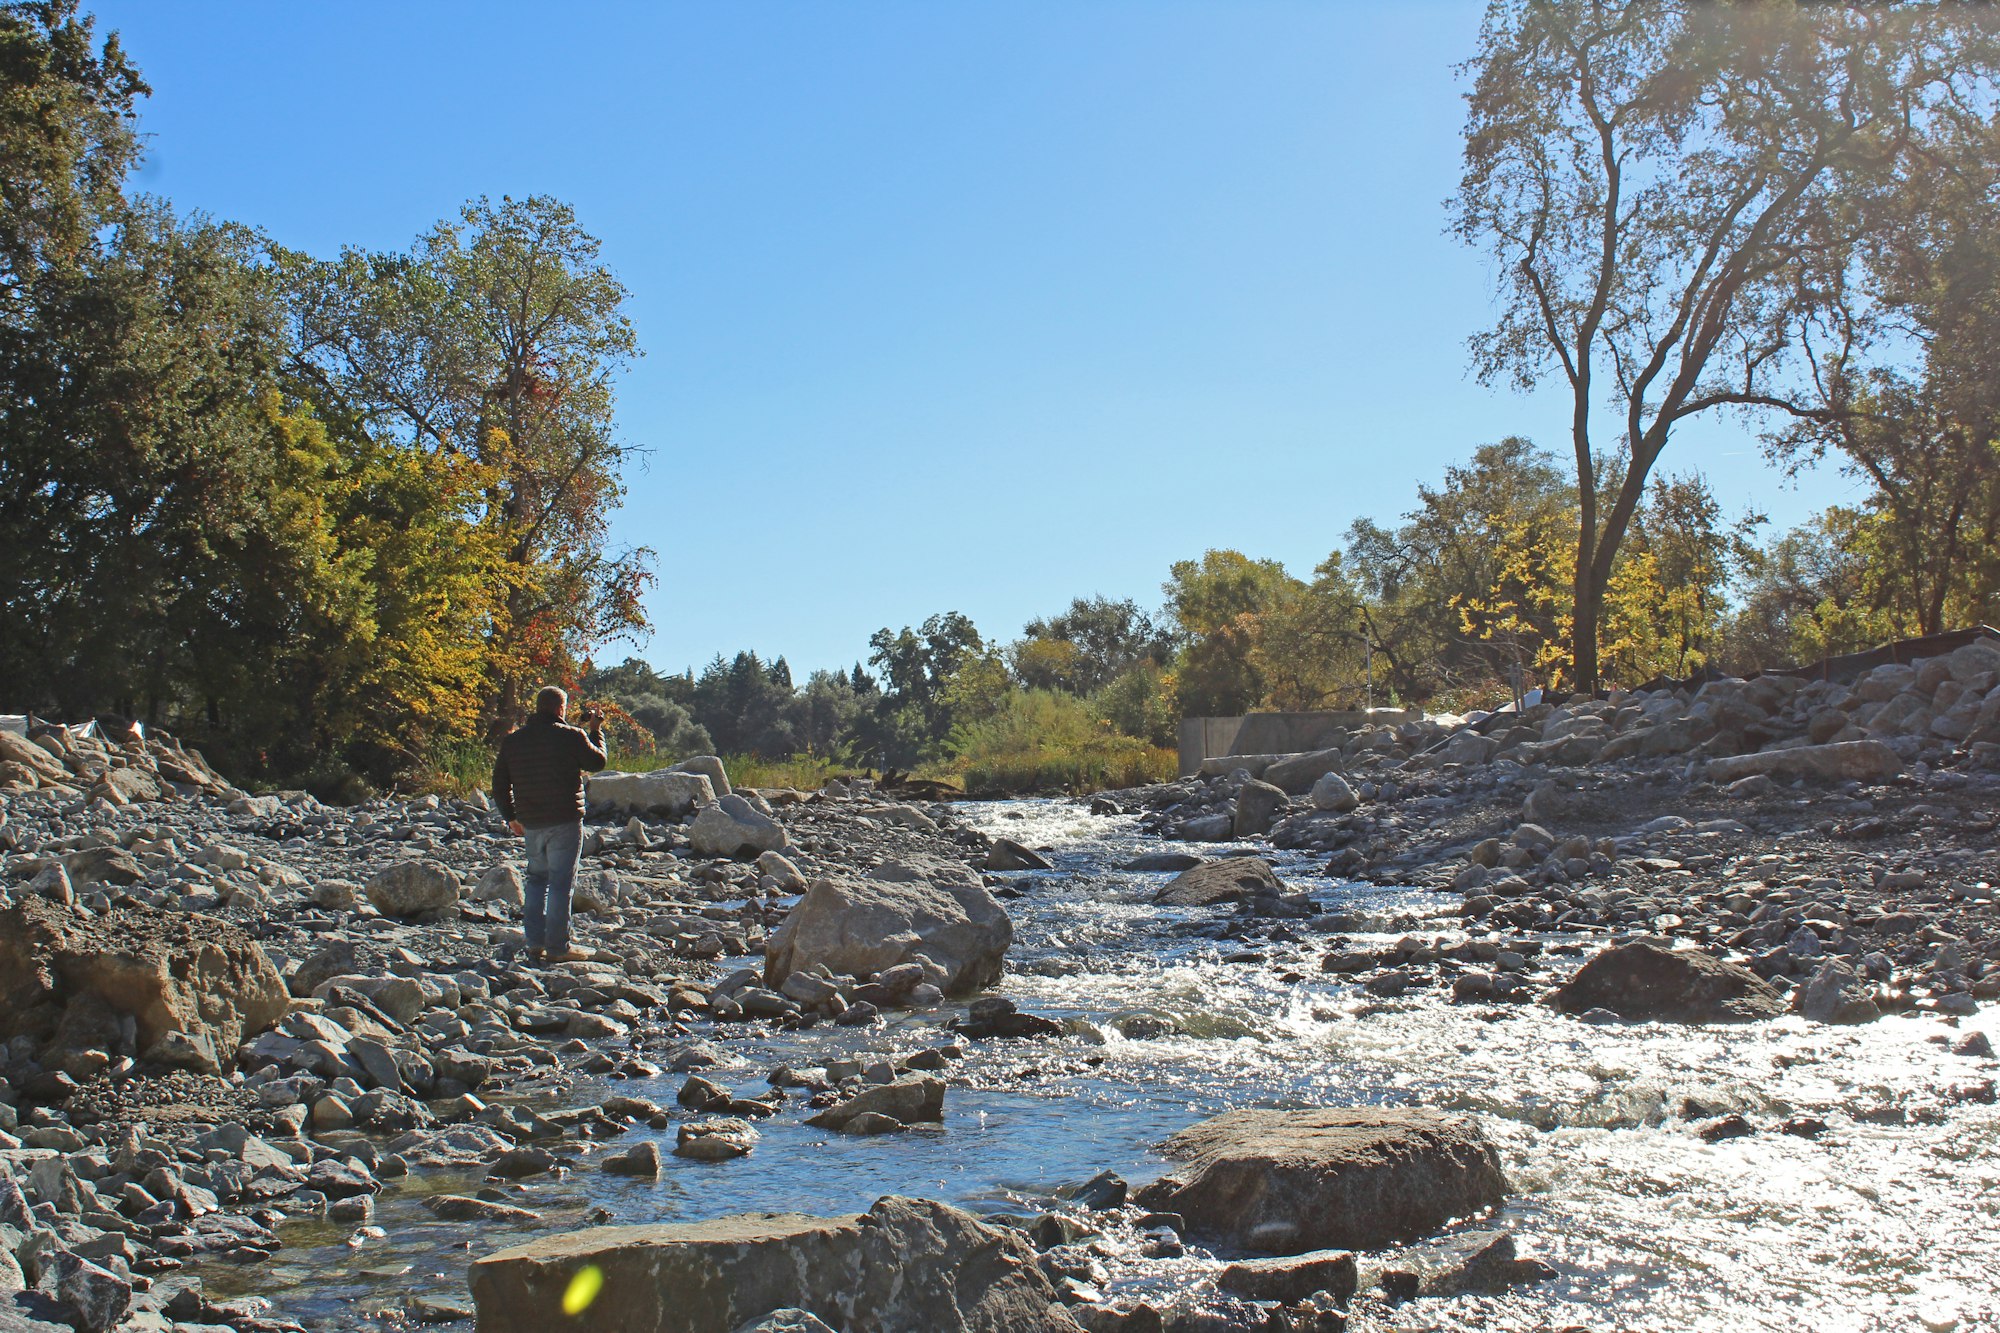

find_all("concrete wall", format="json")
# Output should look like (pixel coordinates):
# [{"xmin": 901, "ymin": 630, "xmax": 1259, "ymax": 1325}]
[{"xmin": 1177, "ymin": 708, "xmax": 1423, "ymax": 776}]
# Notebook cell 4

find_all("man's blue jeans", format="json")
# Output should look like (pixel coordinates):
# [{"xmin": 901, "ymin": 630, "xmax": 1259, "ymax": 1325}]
[{"xmin": 521, "ymin": 820, "xmax": 582, "ymax": 954}]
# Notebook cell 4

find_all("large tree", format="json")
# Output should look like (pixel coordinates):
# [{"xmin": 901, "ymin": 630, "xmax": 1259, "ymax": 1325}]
[
  {"xmin": 287, "ymin": 195, "xmax": 653, "ymax": 727},
  {"xmin": 1454, "ymin": 0, "xmax": 2000, "ymax": 690}
]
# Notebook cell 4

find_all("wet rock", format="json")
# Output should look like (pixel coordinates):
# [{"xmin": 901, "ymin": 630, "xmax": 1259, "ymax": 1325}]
[
  {"xmin": 602, "ymin": 1142, "xmax": 663, "ymax": 1177},
  {"xmin": 1695, "ymin": 1114, "xmax": 1754, "ymax": 1142},
  {"xmin": 1068, "ymin": 1171, "xmax": 1127, "ymax": 1210},
  {"xmin": 1120, "ymin": 852, "xmax": 1203, "ymax": 872},
  {"xmin": 805, "ymin": 1077, "xmax": 944, "ymax": 1132},
  {"xmin": 985, "ymin": 838, "xmax": 1054, "ymax": 872},
  {"xmin": 1155, "ymin": 858, "xmax": 1285, "ymax": 908},
  {"xmin": 1133, "ymin": 1107, "xmax": 1507, "ymax": 1254},
  {"xmin": 1371, "ymin": 1229, "xmax": 1552, "ymax": 1298},
  {"xmin": 364, "ymin": 859, "xmax": 460, "ymax": 917},
  {"xmin": 1215, "ymin": 1249, "xmax": 1357, "ymax": 1304},
  {"xmin": 953, "ymin": 997, "xmax": 1063, "ymax": 1040},
  {"xmin": 467, "ymin": 1195, "xmax": 1082, "ymax": 1332},
  {"xmin": 676, "ymin": 1119, "xmax": 759, "ymax": 1160},
  {"xmin": 765, "ymin": 862, "xmax": 1011, "ymax": 997},
  {"xmin": 1793, "ymin": 961, "xmax": 1882, "ymax": 1024},
  {"xmin": 689, "ymin": 795, "xmax": 790, "ymax": 859},
  {"xmin": 0, "ymin": 897, "xmax": 288, "ymax": 1077},
  {"xmin": 426, "ymin": 1194, "xmax": 540, "ymax": 1223},
  {"xmin": 1550, "ymin": 940, "xmax": 1787, "ymax": 1023}
]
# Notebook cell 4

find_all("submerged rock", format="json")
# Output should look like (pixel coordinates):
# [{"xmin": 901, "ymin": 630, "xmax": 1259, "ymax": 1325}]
[
  {"xmin": 1133, "ymin": 1107, "xmax": 1507, "ymax": 1254},
  {"xmin": 1550, "ymin": 940, "xmax": 1786, "ymax": 1023},
  {"xmin": 984, "ymin": 837, "xmax": 1053, "ymax": 872},
  {"xmin": 467, "ymin": 1195, "xmax": 1083, "ymax": 1332}
]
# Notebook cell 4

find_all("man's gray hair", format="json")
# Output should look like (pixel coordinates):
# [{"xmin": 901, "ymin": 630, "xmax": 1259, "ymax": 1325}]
[{"xmin": 534, "ymin": 685, "xmax": 567, "ymax": 717}]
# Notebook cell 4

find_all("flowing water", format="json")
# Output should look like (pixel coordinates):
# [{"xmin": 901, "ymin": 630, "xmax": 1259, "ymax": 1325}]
[{"xmin": 204, "ymin": 800, "xmax": 2000, "ymax": 1332}]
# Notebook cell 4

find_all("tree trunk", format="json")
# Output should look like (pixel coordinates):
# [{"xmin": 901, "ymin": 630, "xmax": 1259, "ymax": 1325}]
[{"xmin": 1571, "ymin": 563, "xmax": 1601, "ymax": 696}]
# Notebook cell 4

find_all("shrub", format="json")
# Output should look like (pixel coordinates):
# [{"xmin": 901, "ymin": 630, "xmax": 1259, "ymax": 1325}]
[{"xmin": 952, "ymin": 689, "xmax": 1176, "ymax": 796}]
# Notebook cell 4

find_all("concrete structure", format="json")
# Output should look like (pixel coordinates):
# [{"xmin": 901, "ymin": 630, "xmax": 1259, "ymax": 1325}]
[{"xmin": 1178, "ymin": 709, "xmax": 1422, "ymax": 777}]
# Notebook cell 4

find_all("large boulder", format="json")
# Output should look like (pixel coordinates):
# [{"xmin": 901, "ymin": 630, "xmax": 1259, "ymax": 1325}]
[
  {"xmin": 1232, "ymin": 779, "xmax": 1289, "ymax": 838},
  {"xmin": 673, "ymin": 755, "xmax": 733, "ymax": 798},
  {"xmin": 588, "ymin": 769, "xmax": 717, "ymax": 819},
  {"xmin": 365, "ymin": 859, "xmax": 460, "ymax": 917},
  {"xmin": 1155, "ymin": 857, "xmax": 1285, "ymax": 907},
  {"xmin": 1133, "ymin": 1107, "xmax": 1507, "ymax": 1254},
  {"xmin": 1703, "ymin": 739, "xmax": 1902, "ymax": 786},
  {"xmin": 1549, "ymin": 940, "xmax": 1786, "ymax": 1023},
  {"xmin": 982, "ymin": 838, "xmax": 1052, "ymax": 872},
  {"xmin": 0, "ymin": 730, "xmax": 68, "ymax": 785},
  {"xmin": 689, "ymin": 794, "xmax": 790, "ymax": 858},
  {"xmin": 468, "ymin": 1195, "xmax": 1082, "ymax": 1333},
  {"xmin": 765, "ymin": 860, "xmax": 1011, "ymax": 996},
  {"xmin": 0, "ymin": 898, "xmax": 288, "ymax": 1078},
  {"xmin": 1309, "ymin": 772, "xmax": 1358, "ymax": 812},
  {"xmin": 1261, "ymin": 748, "xmax": 1348, "ymax": 795}
]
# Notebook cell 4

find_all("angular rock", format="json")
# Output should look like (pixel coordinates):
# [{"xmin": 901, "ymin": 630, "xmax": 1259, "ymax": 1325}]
[
  {"xmin": 1550, "ymin": 940, "xmax": 1786, "ymax": 1023},
  {"xmin": 765, "ymin": 863, "xmax": 1011, "ymax": 997},
  {"xmin": 732, "ymin": 1312, "xmax": 839, "ymax": 1333},
  {"xmin": 1704, "ymin": 740, "xmax": 1902, "ymax": 786},
  {"xmin": 676, "ymin": 1119, "xmax": 759, "ymax": 1161},
  {"xmin": 0, "ymin": 898, "xmax": 288, "ymax": 1076},
  {"xmin": 602, "ymin": 1141, "xmax": 663, "ymax": 1177},
  {"xmin": 1132, "ymin": 1107, "xmax": 1506, "ymax": 1254},
  {"xmin": 1793, "ymin": 960, "xmax": 1881, "ymax": 1024},
  {"xmin": 1309, "ymin": 772, "xmax": 1358, "ymax": 813},
  {"xmin": 674, "ymin": 754, "xmax": 734, "ymax": 797},
  {"xmin": 1154, "ymin": 858, "xmax": 1284, "ymax": 908},
  {"xmin": 589, "ymin": 769, "xmax": 717, "ymax": 819},
  {"xmin": 1215, "ymin": 1249, "xmax": 1358, "ymax": 1304},
  {"xmin": 475, "ymin": 863, "xmax": 525, "ymax": 909},
  {"xmin": 1232, "ymin": 780, "xmax": 1288, "ymax": 838},
  {"xmin": 806, "ymin": 1077, "xmax": 944, "ymax": 1132},
  {"xmin": 690, "ymin": 795, "xmax": 791, "ymax": 859},
  {"xmin": 365, "ymin": 859, "xmax": 460, "ymax": 917},
  {"xmin": 468, "ymin": 1195, "xmax": 1082, "ymax": 1333},
  {"xmin": 983, "ymin": 838, "xmax": 1053, "ymax": 872},
  {"xmin": 1262, "ymin": 748, "xmax": 1348, "ymax": 795}
]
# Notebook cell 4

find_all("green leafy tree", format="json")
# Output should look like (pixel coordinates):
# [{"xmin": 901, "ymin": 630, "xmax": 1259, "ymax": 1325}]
[
  {"xmin": 1162, "ymin": 550, "xmax": 1300, "ymax": 717},
  {"xmin": 286, "ymin": 194, "xmax": 654, "ymax": 727},
  {"xmin": 1454, "ymin": 0, "xmax": 2000, "ymax": 689}
]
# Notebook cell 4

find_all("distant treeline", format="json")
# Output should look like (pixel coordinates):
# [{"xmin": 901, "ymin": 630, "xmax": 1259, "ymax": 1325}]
[{"xmin": 5, "ymin": 1, "xmax": 1998, "ymax": 798}]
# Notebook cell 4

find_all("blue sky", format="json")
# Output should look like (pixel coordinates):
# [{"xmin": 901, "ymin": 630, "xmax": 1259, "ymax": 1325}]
[{"xmin": 92, "ymin": 1, "xmax": 1853, "ymax": 677}]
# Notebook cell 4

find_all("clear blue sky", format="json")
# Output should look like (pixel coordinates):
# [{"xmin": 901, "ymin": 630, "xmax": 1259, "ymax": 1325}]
[{"xmin": 91, "ymin": 1, "xmax": 1852, "ymax": 677}]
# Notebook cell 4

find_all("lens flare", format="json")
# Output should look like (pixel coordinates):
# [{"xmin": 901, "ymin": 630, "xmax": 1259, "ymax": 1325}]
[{"xmin": 562, "ymin": 1264, "xmax": 604, "ymax": 1316}]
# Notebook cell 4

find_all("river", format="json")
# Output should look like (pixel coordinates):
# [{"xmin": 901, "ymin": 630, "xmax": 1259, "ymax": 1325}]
[{"xmin": 202, "ymin": 799, "xmax": 2000, "ymax": 1332}]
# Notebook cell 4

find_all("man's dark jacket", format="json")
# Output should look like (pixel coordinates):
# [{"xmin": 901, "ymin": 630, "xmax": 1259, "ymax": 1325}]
[{"xmin": 491, "ymin": 714, "xmax": 607, "ymax": 828}]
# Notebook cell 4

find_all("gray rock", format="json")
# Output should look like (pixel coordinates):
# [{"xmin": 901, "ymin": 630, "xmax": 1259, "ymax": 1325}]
[
  {"xmin": 1704, "ymin": 739, "xmax": 1902, "ymax": 786},
  {"xmin": 1550, "ymin": 941, "xmax": 1787, "ymax": 1023},
  {"xmin": 467, "ymin": 1195, "xmax": 1082, "ymax": 1333},
  {"xmin": 33, "ymin": 1251, "xmax": 131, "ymax": 1332},
  {"xmin": 1261, "ymin": 748, "xmax": 1348, "ymax": 795},
  {"xmin": 365, "ymin": 859, "xmax": 460, "ymax": 916},
  {"xmin": 676, "ymin": 1119, "xmax": 759, "ymax": 1161},
  {"xmin": 589, "ymin": 769, "xmax": 717, "ymax": 818},
  {"xmin": 1232, "ymin": 780, "xmax": 1288, "ymax": 838},
  {"xmin": 983, "ymin": 838, "xmax": 1053, "ymax": 872},
  {"xmin": 766, "ymin": 862, "xmax": 1011, "ymax": 997},
  {"xmin": 1793, "ymin": 961, "xmax": 1881, "ymax": 1024},
  {"xmin": 690, "ymin": 795, "xmax": 790, "ymax": 859},
  {"xmin": 475, "ymin": 863, "xmax": 525, "ymax": 909},
  {"xmin": 674, "ymin": 755, "xmax": 733, "ymax": 798},
  {"xmin": 1308, "ymin": 773, "xmax": 1358, "ymax": 813},
  {"xmin": 1155, "ymin": 858, "xmax": 1284, "ymax": 908},
  {"xmin": 757, "ymin": 851, "xmax": 808, "ymax": 892},
  {"xmin": 1372, "ymin": 1229, "xmax": 1553, "ymax": 1297},
  {"xmin": 731, "ymin": 1311, "xmax": 840, "ymax": 1333},
  {"xmin": 1133, "ymin": 1107, "xmax": 1507, "ymax": 1254}
]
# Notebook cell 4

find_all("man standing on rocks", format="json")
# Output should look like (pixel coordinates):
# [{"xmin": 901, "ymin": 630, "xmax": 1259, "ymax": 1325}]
[{"xmin": 491, "ymin": 686, "xmax": 607, "ymax": 964}]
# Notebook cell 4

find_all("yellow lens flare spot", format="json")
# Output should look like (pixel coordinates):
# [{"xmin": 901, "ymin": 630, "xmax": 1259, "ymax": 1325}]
[{"xmin": 562, "ymin": 1264, "xmax": 605, "ymax": 1316}]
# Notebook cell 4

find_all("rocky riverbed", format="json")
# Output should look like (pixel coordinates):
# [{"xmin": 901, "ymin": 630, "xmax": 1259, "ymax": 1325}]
[{"xmin": 0, "ymin": 640, "xmax": 1996, "ymax": 1333}]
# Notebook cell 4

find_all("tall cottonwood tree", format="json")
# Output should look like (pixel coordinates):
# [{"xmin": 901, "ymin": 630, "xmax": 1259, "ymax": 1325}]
[
  {"xmin": 1454, "ymin": 0, "xmax": 2000, "ymax": 689},
  {"xmin": 287, "ymin": 195, "xmax": 653, "ymax": 730}
]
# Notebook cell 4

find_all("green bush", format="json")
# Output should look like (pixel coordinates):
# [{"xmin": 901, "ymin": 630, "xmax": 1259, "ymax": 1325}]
[{"xmin": 952, "ymin": 689, "xmax": 1176, "ymax": 796}]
